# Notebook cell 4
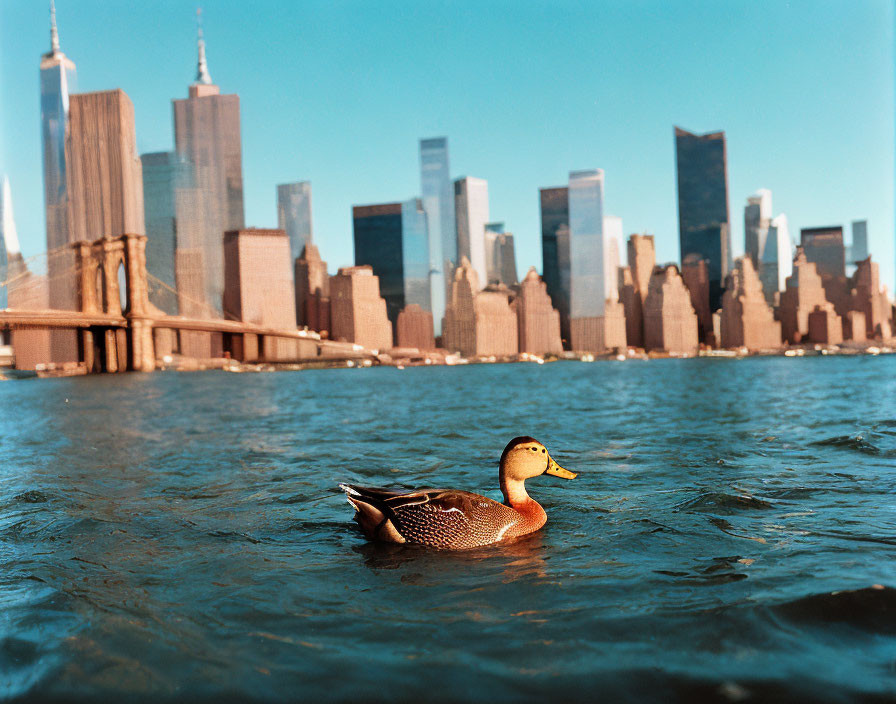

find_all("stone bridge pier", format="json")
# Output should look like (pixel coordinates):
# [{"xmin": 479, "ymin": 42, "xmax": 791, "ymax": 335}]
[{"xmin": 74, "ymin": 234, "xmax": 155, "ymax": 373}]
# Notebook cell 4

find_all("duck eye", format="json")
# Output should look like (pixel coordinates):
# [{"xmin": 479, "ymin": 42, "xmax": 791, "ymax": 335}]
[{"xmin": 542, "ymin": 449, "xmax": 546, "ymax": 453}]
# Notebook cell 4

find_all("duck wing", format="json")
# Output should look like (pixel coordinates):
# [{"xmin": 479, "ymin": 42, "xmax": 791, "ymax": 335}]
[{"xmin": 339, "ymin": 484, "xmax": 521, "ymax": 549}]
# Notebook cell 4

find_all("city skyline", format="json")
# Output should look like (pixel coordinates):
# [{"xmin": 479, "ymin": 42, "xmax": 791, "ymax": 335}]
[{"xmin": 0, "ymin": 0, "xmax": 893, "ymax": 290}]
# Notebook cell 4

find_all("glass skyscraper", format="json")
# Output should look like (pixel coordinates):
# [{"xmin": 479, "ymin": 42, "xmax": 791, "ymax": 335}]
[
  {"xmin": 142, "ymin": 152, "xmax": 195, "ymax": 314},
  {"xmin": 744, "ymin": 189, "xmax": 772, "ymax": 267},
  {"xmin": 419, "ymin": 137, "xmax": 455, "ymax": 332},
  {"xmin": 760, "ymin": 214, "xmax": 793, "ymax": 304},
  {"xmin": 850, "ymin": 220, "xmax": 868, "ymax": 264},
  {"xmin": 0, "ymin": 177, "xmax": 21, "ymax": 311},
  {"xmin": 277, "ymin": 182, "xmax": 313, "ymax": 264},
  {"xmin": 352, "ymin": 200, "xmax": 431, "ymax": 329},
  {"xmin": 568, "ymin": 169, "xmax": 606, "ymax": 319},
  {"xmin": 353, "ymin": 202, "xmax": 403, "ymax": 325},
  {"xmin": 800, "ymin": 226, "xmax": 845, "ymax": 279},
  {"xmin": 674, "ymin": 127, "xmax": 731, "ymax": 310},
  {"xmin": 400, "ymin": 199, "xmax": 431, "ymax": 313},
  {"xmin": 603, "ymin": 215, "xmax": 623, "ymax": 303},
  {"xmin": 539, "ymin": 186, "xmax": 571, "ymax": 339},
  {"xmin": 454, "ymin": 177, "xmax": 489, "ymax": 289},
  {"xmin": 40, "ymin": 2, "xmax": 77, "ymax": 260}
]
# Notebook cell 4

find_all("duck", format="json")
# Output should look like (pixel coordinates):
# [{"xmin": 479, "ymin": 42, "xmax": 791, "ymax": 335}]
[{"xmin": 339, "ymin": 436, "xmax": 576, "ymax": 549}]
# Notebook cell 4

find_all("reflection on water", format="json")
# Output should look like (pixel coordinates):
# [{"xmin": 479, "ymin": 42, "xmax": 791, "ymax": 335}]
[{"xmin": 1, "ymin": 356, "xmax": 895, "ymax": 702}]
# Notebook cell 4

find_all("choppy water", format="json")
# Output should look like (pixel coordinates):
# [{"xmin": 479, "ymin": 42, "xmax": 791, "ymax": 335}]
[{"xmin": 1, "ymin": 356, "xmax": 895, "ymax": 703}]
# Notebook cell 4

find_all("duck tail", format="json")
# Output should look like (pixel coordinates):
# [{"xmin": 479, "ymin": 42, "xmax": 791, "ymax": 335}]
[{"xmin": 338, "ymin": 483, "xmax": 406, "ymax": 543}]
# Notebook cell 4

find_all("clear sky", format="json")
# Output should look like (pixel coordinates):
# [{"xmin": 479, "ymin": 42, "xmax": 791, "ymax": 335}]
[{"xmin": 1, "ymin": 0, "xmax": 894, "ymax": 288}]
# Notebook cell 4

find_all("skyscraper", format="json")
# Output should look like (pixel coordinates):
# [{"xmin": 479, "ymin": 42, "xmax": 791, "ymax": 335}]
[
  {"xmin": 513, "ymin": 268, "xmax": 563, "ymax": 356},
  {"xmin": 294, "ymin": 243, "xmax": 330, "ymax": 332},
  {"xmin": 40, "ymin": 0, "xmax": 77, "ymax": 263},
  {"xmin": 603, "ymin": 215, "xmax": 623, "ymax": 303},
  {"xmin": 759, "ymin": 214, "xmax": 793, "ymax": 304},
  {"xmin": 567, "ymin": 170, "xmax": 625, "ymax": 352},
  {"xmin": 539, "ymin": 186, "xmax": 570, "ymax": 339},
  {"xmin": 66, "ymin": 90, "xmax": 145, "ymax": 243},
  {"xmin": 352, "ymin": 199, "xmax": 431, "ymax": 327},
  {"xmin": 142, "ymin": 152, "xmax": 196, "ymax": 314},
  {"xmin": 352, "ymin": 202, "xmax": 402, "ymax": 321},
  {"xmin": 851, "ymin": 220, "xmax": 868, "ymax": 264},
  {"xmin": 330, "ymin": 266, "xmax": 393, "ymax": 351},
  {"xmin": 619, "ymin": 234, "xmax": 655, "ymax": 349},
  {"xmin": 173, "ymin": 12, "xmax": 244, "ymax": 314},
  {"xmin": 643, "ymin": 265, "xmax": 699, "ymax": 355},
  {"xmin": 400, "ymin": 198, "xmax": 431, "ymax": 314},
  {"xmin": 744, "ymin": 189, "xmax": 772, "ymax": 266},
  {"xmin": 419, "ymin": 137, "xmax": 455, "ymax": 331},
  {"xmin": 277, "ymin": 182, "xmax": 313, "ymax": 264},
  {"xmin": 674, "ymin": 127, "xmax": 731, "ymax": 310},
  {"xmin": 484, "ymin": 224, "xmax": 518, "ymax": 288},
  {"xmin": 568, "ymin": 170, "xmax": 605, "ymax": 340},
  {"xmin": 223, "ymin": 228, "xmax": 297, "ymax": 360},
  {"xmin": 454, "ymin": 177, "xmax": 489, "ymax": 290},
  {"xmin": 720, "ymin": 257, "xmax": 782, "ymax": 350},
  {"xmin": 0, "ymin": 177, "xmax": 23, "ymax": 311},
  {"xmin": 779, "ymin": 248, "xmax": 841, "ymax": 343},
  {"xmin": 442, "ymin": 258, "xmax": 518, "ymax": 358},
  {"xmin": 800, "ymin": 226, "xmax": 845, "ymax": 279}
]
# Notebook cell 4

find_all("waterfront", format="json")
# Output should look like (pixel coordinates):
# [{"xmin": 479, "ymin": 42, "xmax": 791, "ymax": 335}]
[{"xmin": 1, "ymin": 356, "xmax": 895, "ymax": 702}]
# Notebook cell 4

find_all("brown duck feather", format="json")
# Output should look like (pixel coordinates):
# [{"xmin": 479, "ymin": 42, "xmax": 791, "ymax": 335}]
[{"xmin": 340, "ymin": 484, "xmax": 544, "ymax": 549}]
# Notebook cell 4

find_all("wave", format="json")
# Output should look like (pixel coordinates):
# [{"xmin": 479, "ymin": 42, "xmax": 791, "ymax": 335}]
[
  {"xmin": 674, "ymin": 492, "xmax": 774, "ymax": 514},
  {"xmin": 13, "ymin": 491, "xmax": 51, "ymax": 504},
  {"xmin": 811, "ymin": 434, "xmax": 888, "ymax": 456},
  {"xmin": 774, "ymin": 585, "xmax": 896, "ymax": 634}
]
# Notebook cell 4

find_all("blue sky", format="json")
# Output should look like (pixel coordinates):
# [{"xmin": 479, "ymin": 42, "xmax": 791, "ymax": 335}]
[{"xmin": 1, "ymin": 0, "xmax": 894, "ymax": 288}]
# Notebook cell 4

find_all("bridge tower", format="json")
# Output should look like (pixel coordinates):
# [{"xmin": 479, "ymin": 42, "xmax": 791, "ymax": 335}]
[{"xmin": 73, "ymin": 234, "xmax": 155, "ymax": 372}]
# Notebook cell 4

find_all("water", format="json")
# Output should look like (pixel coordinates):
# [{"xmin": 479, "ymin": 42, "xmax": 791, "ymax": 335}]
[{"xmin": 1, "ymin": 356, "xmax": 895, "ymax": 703}]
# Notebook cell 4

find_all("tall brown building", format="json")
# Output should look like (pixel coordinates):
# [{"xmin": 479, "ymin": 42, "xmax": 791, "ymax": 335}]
[
  {"xmin": 850, "ymin": 257, "xmax": 892, "ymax": 340},
  {"xmin": 67, "ymin": 90, "xmax": 145, "ymax": 243},
  {"xmin": 330, "ymin": 266, "xmax": 392, "ymax": 351},
  {"xmin": 396, "ymin": 304, "xmax": 435, "ymax": 350},
  {"xmin": 643, "ymin": 265, "xmax": 699, "ymax": 355},
  {"xmin": 442, "ymin": 258, "xmax": 518, "ymax": 357},
  {"xmin": 681, "ymin": 254, "xmax": 713, "ymax": 344},
  {"xmin": 513, "ymin": 267, "xmax": 562, "ymax": 355},
  {"xmin": 442, "ymin": 261, "xmax": 479, "ymax": 356},
  {"xmin": 569, "ymin": 302, "xmax": 626, "ymax": 354},
  {"xmin": 295, "ymin": 243, "xmax": 330, "ymax": 333},
  {"xmin": 719, "ymin": 257, "xmax": 781, "ymax": 350},
  {"xmin": 173, "ymin": 33, "xmax": 244, "ymax": 316},
  {"xmin": 619, "ymin": 234, "xmax": 655, "ymax": 348},
  {"xmin": 8, "ymin": 272, "xmax": 51, "ymax": 371},
  {"xmin": 57, "ymin": 89, "xmax": 145, "ymax": 363},
  {"xmin": 778, "ymin": 248, "xmax": 841, "ymax": 343},
  {"xmin": 223, "ymin": 228, "xmax": 296, "ymax": 360}
]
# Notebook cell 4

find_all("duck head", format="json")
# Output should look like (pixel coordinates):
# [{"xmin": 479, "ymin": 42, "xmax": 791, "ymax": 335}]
[{"xmin": 499, "ymin": 436, "xmax": 575, "ymax": 505}]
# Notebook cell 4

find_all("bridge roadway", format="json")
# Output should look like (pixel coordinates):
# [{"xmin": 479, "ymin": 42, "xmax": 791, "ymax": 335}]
[{"xmin": 0, "ymin": 308, "xmax": 379, "ymax": 369}]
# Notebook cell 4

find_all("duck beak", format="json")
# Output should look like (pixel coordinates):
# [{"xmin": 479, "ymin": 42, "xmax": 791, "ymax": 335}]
[{"xmin": 545, "ymin": 455, "xmax": 577, "ymax": 479}]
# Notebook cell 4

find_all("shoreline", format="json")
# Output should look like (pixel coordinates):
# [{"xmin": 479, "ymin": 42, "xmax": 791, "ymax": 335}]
[{"xmin": 2, "ymin": 341, "xmax": 893, "ymax": 380}]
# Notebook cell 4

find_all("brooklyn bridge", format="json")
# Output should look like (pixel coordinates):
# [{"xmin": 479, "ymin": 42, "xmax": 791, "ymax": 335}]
[{"xmin": 0, "ymin": 234, "xmax": 377, "ymax": 374}]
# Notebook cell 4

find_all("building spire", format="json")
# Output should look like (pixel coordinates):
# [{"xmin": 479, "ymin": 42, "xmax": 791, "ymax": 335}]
[
  {"xmin": 195, "ymin": 7, "xmax": 213, "ymax": 85},
  {"xmin": 50, "ymin": 0, "xmax": 60, "ymax": 53}
]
